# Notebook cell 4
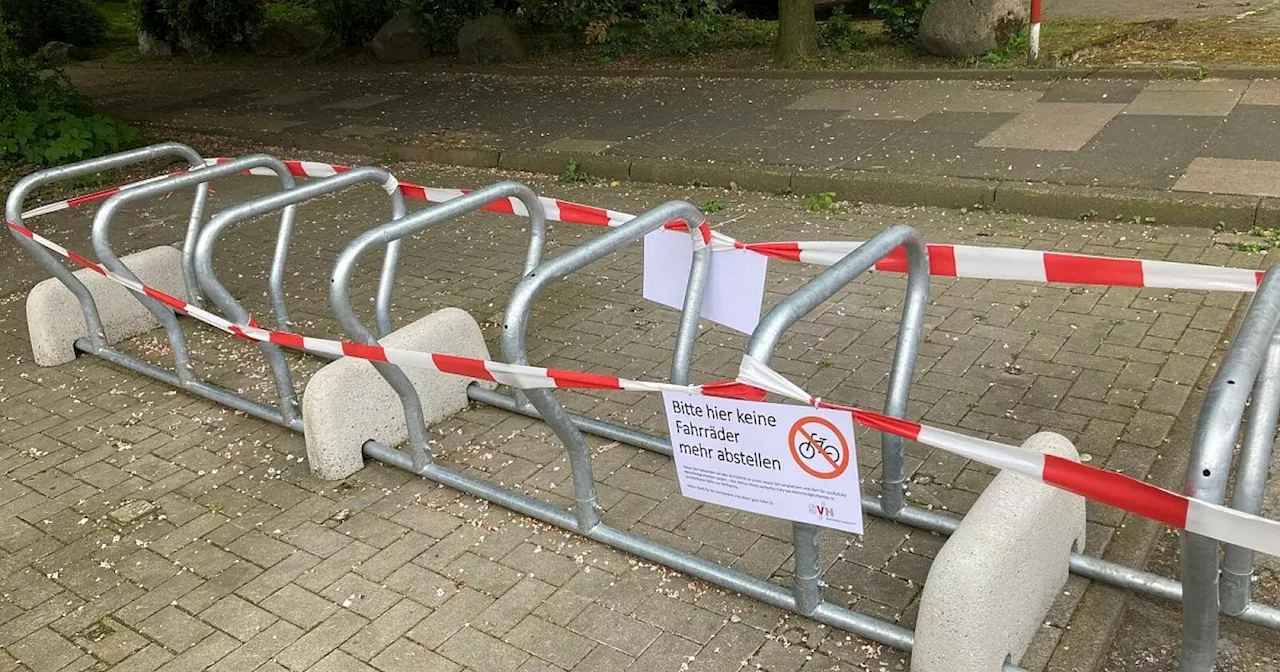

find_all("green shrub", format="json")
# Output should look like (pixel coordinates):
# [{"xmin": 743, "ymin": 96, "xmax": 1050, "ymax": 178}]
[
  {"xmin": 164, "ymin": 0, "xmax": 263, "ymax": 50},
  {"xmin": 0, "ymin": 0, "xmax": 108, "ymax": 52},
  {"xmin": 0, "ymin": 21, "xmax": 136, "ymax": 167},
  {"xmin": 132, "ymin": 0, "xmax": 262, "ymax": 51},
  {"xmin": 409, "ymin": 0, "xmax": 489, "ymax": 51},
  {"xmin": 313, "ymin": 0, "xmax": 398, "ymax": 45},
  {"xmin": 520, "ymin": 0, "xmax": 622, "ymax": 34},
  {"xmin": 822, "ymin": 6, "xmax": 867, "ymax": 52},
  {"xmin": 41, "ymin": 0, "xmax": 109, "ymax": 47},
  {"xmin": 869, "ymin": 0, "xmax": 931, "ymax": 42},
  {"xmin": 586, "ymin": 0, "xmax": 769, "ymax": 57},
  {"xmin": 265, "ymin": 0, "xmax": 321, "ymax": 27},
  {"xmin": 0, "ymin": 106, "xmax": 137, "ymax": 166}
]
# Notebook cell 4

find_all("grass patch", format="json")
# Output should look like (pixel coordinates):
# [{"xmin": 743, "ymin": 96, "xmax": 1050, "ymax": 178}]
[{"xmin": 99, "ymin": 2, "xmax": 135, "ymax": 45}]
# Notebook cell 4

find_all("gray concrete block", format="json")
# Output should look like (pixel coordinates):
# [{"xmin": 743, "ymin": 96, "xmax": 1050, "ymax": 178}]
[
  {"xmin": 302, "ymin": 307, "xmax": 496, "ymax": 481},
  {"xmin": 912, "ymin": 431, "xmax": 1086, "ymax": 672},
  {"xmin": 25, "ymin": 245, "xmax": 185, "ymax": 367}
]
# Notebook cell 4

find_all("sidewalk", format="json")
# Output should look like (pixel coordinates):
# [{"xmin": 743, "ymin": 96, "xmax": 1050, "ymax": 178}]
[{"xmin": 70, "ymin": 64, "xmax": 1280, "ymax": 227}]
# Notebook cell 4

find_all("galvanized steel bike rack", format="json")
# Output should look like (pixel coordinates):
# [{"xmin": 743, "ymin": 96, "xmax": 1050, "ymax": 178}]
[
  {"xmin": 188, "ymin": 164, "xmax": 411, "ymax": 432},
  {"xmin": 486, "ymin": 210, "xmax": 1280, "ymax": 669},
  {"xmin": 359, "ymin": 214, "xmax": 1027, "ymax": 670},
  {"xmin": 6, "ymin": 143, "xmax": 211, "ymax": 314},
  {"xmin": 346, "ymin": 200, "xmax": 1019, "ymax": 666},
  {"xmin": 7, "ymin": 147, "xmax": 411, "ymax": 430},
  {"xmin": 6, "ymin": 148, "xmax": 307, "ymax": 425},
  {"xmin": 14, "ymin": 147, "xmax": 1280, "ymax": 669},
  {"xmin": 329, "ymin": 182, "xmax": 549, "ymax": 471},
  {"xmin": 1180, "ymin": 268, "xmax": 1280, "ymax": 671},
  {"xmin": 326, "ymin": 186, "xmax": 707, "ymax": 477},
  {"xmin": 460, "ymin": 205, "xmax": 710, "ymax": 452},
  {"xmin": 733, "ymin": 237, "xmax": 1280, "ymax": 670}
]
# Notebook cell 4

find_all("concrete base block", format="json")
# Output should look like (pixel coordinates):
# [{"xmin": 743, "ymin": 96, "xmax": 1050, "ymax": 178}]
[
  {"xmin": 912, "ymin": 431, "xmax": 1087, "ymax": 672},
  {"xmin": 302, "ymin": 307, "xmax": 496, "ymax": 481},
  {"xmin": 25, "ymin": 245, "xmax": 185, "ymax": 367}
]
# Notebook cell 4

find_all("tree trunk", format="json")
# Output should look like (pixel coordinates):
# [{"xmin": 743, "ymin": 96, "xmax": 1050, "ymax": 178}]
[{"xmin": 774, "ymin": 0, "xmax": 819, "ymax": 67}]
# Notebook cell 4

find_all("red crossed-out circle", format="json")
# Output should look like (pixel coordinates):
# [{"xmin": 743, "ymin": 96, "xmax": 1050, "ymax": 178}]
[{"xmin": 788, "ymin": 416, "xmax": 850, "ymax": 480}]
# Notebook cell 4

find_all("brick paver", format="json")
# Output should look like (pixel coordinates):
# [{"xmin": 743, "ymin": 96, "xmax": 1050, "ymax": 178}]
[{"xmin": 0, "ymin": 146, "xmax": 1272, "ymax": 671}]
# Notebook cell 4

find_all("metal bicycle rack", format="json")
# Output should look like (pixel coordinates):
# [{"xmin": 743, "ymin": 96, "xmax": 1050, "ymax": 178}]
[
  {"xmin": 327, "ymin": 182, "xmax": 553, "ymax": 471},
  {"xmin": 341, "ymin": 198, "xmax": 991, "ymax": 661},
  {"xmin": 1181, "ymin": 268, "xmax": 1280, "ymax": 671},
  {"xmin": 487, "ymin": 221, "xmax": 1280, "ymax": 671},
  {"xmin": 11, "ymin": 144, "xmax": 1280, "ymax": 671},
  {"xmin": 325, "ymin": 186, "xmax": 708, "ymax": 472},
  {"xmin": 190, "ymin": 164, "xmax": 412, "ymax": 431},
  {"xmin": 7, "ymin": 143, "xmax": 211, "ymax": 315},
  {"xmin": 7, "ymin": 146, "xmax": 409, "ymax": 429},
  {"xmin": 353, "ymin": 213, "xmax": 1034, "ymax": 669}
]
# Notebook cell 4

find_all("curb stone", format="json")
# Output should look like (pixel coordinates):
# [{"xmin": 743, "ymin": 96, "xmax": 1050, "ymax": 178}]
[
  {"xmin": 148, "ymin": 122, "xmax": 1271, "ymax": 230},
  {"xmin": 992, "ymin": 182, "xmax": 1260, "ymax": 230}
]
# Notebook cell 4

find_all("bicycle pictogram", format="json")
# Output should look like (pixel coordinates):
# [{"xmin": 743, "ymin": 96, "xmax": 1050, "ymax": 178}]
[{"xmin": 788, "ymin": 416, "xmax": 851, "ymax": 480}]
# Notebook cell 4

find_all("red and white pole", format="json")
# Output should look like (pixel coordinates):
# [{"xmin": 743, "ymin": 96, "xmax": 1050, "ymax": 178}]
[{"xmin": 1029, "ymin": 0, "xmax": 1042, "ymax": 60}]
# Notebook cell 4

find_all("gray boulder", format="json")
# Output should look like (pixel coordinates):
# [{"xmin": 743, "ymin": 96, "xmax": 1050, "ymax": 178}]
[
  {"xmin": 137, "ymin": 31, "xmax": 173, "ymax": 57},
  {"xmin": 36, "ymin": 41, "xmax": 85, "ymax": 63},
  {"xmin": 917, "ymin": 0, "xmax": 1027, "ymax": 57},
  {"xmin": 457, "ymin": 14, "xmax": 524, "ymax": 64},
  {"xmin": 369, "ymin": 9, "xmax": 427, "ymax": 62},
  {"xmin": 178, "ymin": 31, "xmax": 212, "ymax": 58}
]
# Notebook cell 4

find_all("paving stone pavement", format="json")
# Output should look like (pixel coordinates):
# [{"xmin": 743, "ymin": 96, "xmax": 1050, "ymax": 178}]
[
  {"xmin": 0, "ymin": 147, "xmax": 1274, "ymax": 671},
  {"xmin": 64, "ymin": 66, "xmax": 1280, "ymax": 202}
]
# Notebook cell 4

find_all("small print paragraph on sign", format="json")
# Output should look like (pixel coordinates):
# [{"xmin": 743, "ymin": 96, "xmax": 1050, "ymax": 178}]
[{"xmin": 662, "ymin": 392, "xmax": 864, "ymax": 534}]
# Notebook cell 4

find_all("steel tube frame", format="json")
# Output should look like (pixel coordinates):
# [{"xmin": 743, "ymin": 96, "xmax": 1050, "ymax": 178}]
[
  {"xmin": 1220, "ymin": 325, "xmax": 1280, "ymax": 616},
  {"xmin": 1180, "ymin": 268, "xmax": 1280, "ymax": 671},
  {"xmin": 5, "ymin": 143, "xmax": 210, "ymax": 348},
  {"xmin": 187, "ymin": 165, "xmax": 409, "ymax": 427},
  {"xmin": 476, "ymin": 215, "xmax": 1280, "ymax": 637},
  {"xmin": 329, "ymin": 182, "xmax": 548, "ymax": 472},
  {"xmin": 350, "ymin": 204, "xmax": 1020, "ymax": 664},
  {"xmin": 499, "ymin": 201, "xmax": 709, "ymax": 530},
  {"xmin": 89, "ymin": 156, "xmax": 299, "ymax": 390},
  {"xmin": 745, "ymin": 224, "xmax": 929, "ymax": 616},
  {"xmin": 493, "ymin": 209, "xmax": 710, "ymax": 443},
  {"xmin": 14, "ymin": 146, "xmax": 1280, "ymax": 668},
  {"xmin": 360, "ymin": 441, "xmax": 1026, "ymax": 671},
  {"xmin": 80, "ymin": 339, "xmax": 304, "ymax": 431}
]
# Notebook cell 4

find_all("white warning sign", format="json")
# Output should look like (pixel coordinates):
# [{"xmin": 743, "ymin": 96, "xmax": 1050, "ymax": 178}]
[{"xmin": 661, "ymin": 392, "xmax": 864, "ymax": 534}]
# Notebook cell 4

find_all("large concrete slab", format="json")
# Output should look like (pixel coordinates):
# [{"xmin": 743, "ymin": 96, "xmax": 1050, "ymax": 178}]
[
  {"xmin": 1123, "ymin": 91, "xmax": 1242, "ymax": 117},
  {"xmin": 789, "ymin": 82, "xmax": 976, "ymax": 121},
  {"xmin": 1040, "ymin": 80, "xmax": 1146, "ymax": 104},
  {"xmin": 1242, "ymin": 79, "xmax": 1280, "ymax": 106},
  {"xmin": 1174, "ymin": 157, "xmax": 1280, "ymax": 197},
  {"xmin": 977, "ymin": 103, "xmax": 1127, "ymax": 152},
  {"xmin": 1202, "ymin": 104, "xmax": 1280, "ymax": 161},
  {"xmin": 1051, "ymin": 115, "xmax": 1224, "ymax": 189}
]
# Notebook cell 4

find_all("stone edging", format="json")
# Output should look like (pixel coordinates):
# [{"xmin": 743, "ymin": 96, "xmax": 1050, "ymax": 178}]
[{"xmin": 151, "ymin": 121, "xmax": 1271, "ymax": 231}]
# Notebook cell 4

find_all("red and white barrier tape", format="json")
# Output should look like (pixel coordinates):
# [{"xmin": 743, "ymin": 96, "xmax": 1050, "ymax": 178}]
[
  {"xmin": 6, "ymin": 207, "xmax": 1280, "ymax": 557},
  {"xmin": 735, "ymin": 357, "xmax": 1280, "ymax": 558},
  {"xmin": 19, "ymin": 158, "xmax": 1265, "ymax": 294}
]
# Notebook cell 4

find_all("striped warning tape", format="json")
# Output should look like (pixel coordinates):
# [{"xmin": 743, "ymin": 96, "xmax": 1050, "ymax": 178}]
[
  {"xmin": 734, "ymin": 356, "xmax": 1280, "ymax": 558},
  {"xmin": 19, "ymin": 158, "xmax": 1265, "ymax": 294},
  {"xmin": 6, "ymin": 209, "xmax": 1280, "ymax": 557}
]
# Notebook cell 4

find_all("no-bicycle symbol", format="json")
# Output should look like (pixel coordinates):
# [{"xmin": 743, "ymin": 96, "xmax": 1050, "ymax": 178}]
[{"xmin": 788, "ymin": 416, "xmax": 851, "ymax": 479}]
